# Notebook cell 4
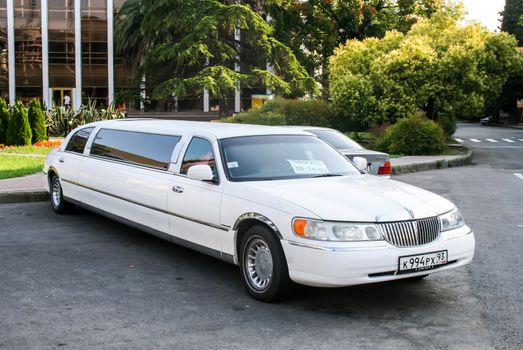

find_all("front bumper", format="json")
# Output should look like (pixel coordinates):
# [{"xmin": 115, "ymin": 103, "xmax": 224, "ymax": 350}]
[{"xmin": 281, "ymin": 226, "xmax": 475, "ymax": 287}]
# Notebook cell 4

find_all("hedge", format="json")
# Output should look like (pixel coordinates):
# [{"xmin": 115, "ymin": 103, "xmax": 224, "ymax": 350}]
[
  {"xmin": 222, "ymin": 98, "xmax": 335, "ymax": 128},
  {"xmin": 6, "ymin": 101, "xmax": 32, "ymax": 146},
  {"xmin": 0, "ymin": 98, "xmax": 9, "ymax": 144},
  {"xmin": 28, "ymin": 98, "xmax": 47, "ymax": 143}
]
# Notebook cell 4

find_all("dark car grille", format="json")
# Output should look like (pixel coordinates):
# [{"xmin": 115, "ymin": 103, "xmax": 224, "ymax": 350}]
[{"xmin": 378, "ymin": 217, "xmax": 440, "ymax": 247}]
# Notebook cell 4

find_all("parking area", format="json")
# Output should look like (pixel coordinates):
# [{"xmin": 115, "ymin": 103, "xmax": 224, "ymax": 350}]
[{"xmin": 1, "ymin": 201, "xmax": 495, "ymax": 349}]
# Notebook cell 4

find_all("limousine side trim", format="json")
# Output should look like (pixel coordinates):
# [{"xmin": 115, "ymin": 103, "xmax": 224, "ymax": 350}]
[
  {"xmin": 65, "ymin": 197, "xmax": 235, "ymax": 264},
  {"xmin": 60, "ymin": 178, "xmax": 229, "ymax": 232}
]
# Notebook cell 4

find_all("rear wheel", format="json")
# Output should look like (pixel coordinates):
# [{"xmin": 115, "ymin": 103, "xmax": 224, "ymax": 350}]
[
  {"xmin": 239, "ymin": 224, "xmax": 291, "ymax": 302},
  {"xmin": 50, "ymin": 175, "xmax": 75, "ymax": 214}
]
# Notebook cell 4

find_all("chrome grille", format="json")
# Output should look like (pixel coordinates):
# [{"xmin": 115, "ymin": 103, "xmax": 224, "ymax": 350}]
[{"xmin": 378, "ymin": 217, "xmax": 440, "ymax": 247}]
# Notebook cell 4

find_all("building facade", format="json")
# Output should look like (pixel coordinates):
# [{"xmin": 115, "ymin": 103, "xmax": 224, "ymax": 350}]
[
  {"xmin": 0, "ymin": 0, "xmax": 130, "ymax": 109},
  {"xmin": 0, "ymin": 0, "xmax": 270, "ymax": 114}
]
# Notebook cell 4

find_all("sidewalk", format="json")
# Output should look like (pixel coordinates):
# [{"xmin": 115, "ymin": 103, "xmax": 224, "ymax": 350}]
[
  {"xmin": 0, "ymin": 151, "xmax": 472, "ymax": 204},
  {"xmin": 0, "ymin": 173, "xmax": 48, "ymax": 203}
]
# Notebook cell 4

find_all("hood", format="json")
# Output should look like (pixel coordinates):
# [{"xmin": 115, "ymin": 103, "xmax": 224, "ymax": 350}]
[{"xmin": 241, "ymin": 175, "xmax": 454, "ymax": 222}]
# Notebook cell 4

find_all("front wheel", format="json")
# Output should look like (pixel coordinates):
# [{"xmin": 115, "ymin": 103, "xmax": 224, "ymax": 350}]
[
  {"xmin": 50, "ymin": 175, "xmax": 75, "ymax": 214},
  {"xmin": 239, "ymin": 225, "xmax": 291, "ymax": 302}
]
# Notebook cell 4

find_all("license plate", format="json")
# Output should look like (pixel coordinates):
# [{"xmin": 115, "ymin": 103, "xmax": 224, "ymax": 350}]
[{"xmin": 398, "ymin": 250, "xmax": 448, "ymax": 274}]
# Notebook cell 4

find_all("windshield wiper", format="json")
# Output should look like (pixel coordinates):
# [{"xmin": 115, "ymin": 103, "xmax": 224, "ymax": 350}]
[{"xmin": 309, "ymin": 174, "xmax": 343, "ymax": 178}]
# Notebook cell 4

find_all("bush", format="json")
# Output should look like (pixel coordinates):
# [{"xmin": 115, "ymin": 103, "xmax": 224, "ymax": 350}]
[
  {"xmin": 222, "ymin": 98, "xmax": 335, "ymax": 128},
  {"xmin": 0, "ymin": 98, "xmax": 9, "ymax": 144},
  {"xmin": 437, "ymin": 113, "xmax": 457, "ymax": 136},
  {"xmin": 6, "ymin": 101, "xmax": 32, "ymax": 146},
  {"xmin": 45, "ymin": 99, "xmax": 126, "ymax": 136},
  {"xmin": 376, "ymin": 115, "xmax": 446, "ymax": 155},
  {"xmin": 28, "ymin": 99, "xmax": 47, "ymax": 143},
  {"xmin": 222, "ymin": 109, "xmax": 287, "ymax": 125},
  {"xmin": 261, "ymin": 98, "xmax": 334, "ymax": 127}
]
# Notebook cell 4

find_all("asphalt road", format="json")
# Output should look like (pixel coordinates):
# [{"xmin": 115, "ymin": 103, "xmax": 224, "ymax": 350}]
[
  {"xmin": 398, "ymin": 123, "xmax": 523, "ymax": 349},
  {"xmin": 1, "ymin": 124, "xmax": 522, "ymax": 349}
]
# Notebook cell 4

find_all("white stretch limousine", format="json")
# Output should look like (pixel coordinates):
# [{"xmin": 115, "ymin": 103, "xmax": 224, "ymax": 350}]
[{"xmin": 44, "ymin": 120, "xmax": 475, "ymax": 301}]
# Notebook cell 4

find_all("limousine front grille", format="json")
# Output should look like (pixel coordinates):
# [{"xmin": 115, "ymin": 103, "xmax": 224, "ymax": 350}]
[{"xmin": 378, "ymin": 217, "xmax": 440, "ymax": 247}]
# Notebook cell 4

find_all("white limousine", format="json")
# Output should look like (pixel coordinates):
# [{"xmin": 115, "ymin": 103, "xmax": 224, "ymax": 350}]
[{"xmin": 44, "ymin": 120, "xmax": 475, "ymax": 301}]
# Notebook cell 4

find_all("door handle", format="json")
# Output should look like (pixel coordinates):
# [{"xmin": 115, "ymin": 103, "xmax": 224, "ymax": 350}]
[
  {"xmin": 59, "ymin": 157, "xmax": 64, "ymax": 163},
  {"xmin": 172, "ymin": 186, "xmax": 184, "ymax": 193}
]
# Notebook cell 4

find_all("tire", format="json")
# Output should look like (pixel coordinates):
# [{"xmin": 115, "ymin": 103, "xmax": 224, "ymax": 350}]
[
  {"xmin": 50, "ymin": 175, "xmax": 75, "ymax": 214},
  {"xmin": 239, "ymin": 224, "xmax": 291, "ymax": 302}
]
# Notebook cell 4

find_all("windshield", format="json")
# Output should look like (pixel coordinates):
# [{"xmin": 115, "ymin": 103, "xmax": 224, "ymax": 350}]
[
  {"xmin": 307, "ymin": 129, "xmax": 363, "ymax": 150},
  {"xmin": 220, "ymin": 135, "xmax": 360, "ymax": 182}
]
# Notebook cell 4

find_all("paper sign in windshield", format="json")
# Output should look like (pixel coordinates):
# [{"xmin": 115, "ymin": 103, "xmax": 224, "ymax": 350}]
[{"xmin": 287, "ymin": 159, "xmax": 329, "ymax": 174}]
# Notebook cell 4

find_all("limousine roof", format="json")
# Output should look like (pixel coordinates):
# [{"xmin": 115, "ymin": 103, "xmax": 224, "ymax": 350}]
[{"xmin": 87, "ymin": 119, "xmax": 312, "ymax": 139}]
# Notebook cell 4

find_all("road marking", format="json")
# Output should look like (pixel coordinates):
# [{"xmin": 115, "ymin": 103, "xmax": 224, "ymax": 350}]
[
  {"xmin": 486, "ymin": 138, "xmax": 498, "ymax": 143},
  {"xmin": 470, "ymin": 138, "xmax": 481, "ymax": 142},
  {"xmin": 474, "ymin": 146, "xmax": 523, "ymax": 149},
  {"xmin": 519, "ymin": 139, "xmax": 523, "ymax": 142},
  {"xmin": 455, "ymin": 138, "xmax": 463, "ymax": 143},
  {"xmin": 514, "ymin": 173, "xmax": 523, "ymax": 181},
  {"xmin": 502, "ymin": 138, "xmax": 515, "ymax": 143}
]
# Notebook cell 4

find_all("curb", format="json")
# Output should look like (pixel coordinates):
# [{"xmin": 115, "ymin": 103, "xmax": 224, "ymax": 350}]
[
  {"xmin": 0, "ymin": 190, "xmax": 49, "ymax": 204},
  {"xmin": 489, "ymin": 123, "xmax": 523, "ymax": 130},
  {"xmin": 391, "ymin": 150, "xmax": 473, "ymax": 175}
]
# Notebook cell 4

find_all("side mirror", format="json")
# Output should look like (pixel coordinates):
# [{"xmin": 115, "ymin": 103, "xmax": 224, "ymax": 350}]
[
  {"xmin": 352, "ymin": 156, "xmax": 368, "ymax": 173},
  {"xmin": 187, "ymin": 164, "xmax": 214, "ymax": 181}
]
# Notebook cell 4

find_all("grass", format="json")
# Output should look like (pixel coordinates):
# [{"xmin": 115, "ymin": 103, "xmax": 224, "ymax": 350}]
[
  {"xmin": 0, "ymin": 146, "xmax": 55, "ymax": 155},
  {"xmin": 0, "ymin": 155, "xmax": 45, "ymax": 179},
  {"xmin": 439, "ymin": 145, "xmax": 468, "ymax": 156}
]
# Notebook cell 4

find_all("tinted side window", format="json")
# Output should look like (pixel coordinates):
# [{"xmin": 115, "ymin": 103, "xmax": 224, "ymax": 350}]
[
  {"xmin": 180, "ymin": 137, "xmax": 215, "ymax": 175},
  {"xmin": 65, "ymin": 127, "xmax": 95, "ymax": 154},
  {"xmin": 91, "ymin": 129, "xmax": 180, "ymax": 170}
]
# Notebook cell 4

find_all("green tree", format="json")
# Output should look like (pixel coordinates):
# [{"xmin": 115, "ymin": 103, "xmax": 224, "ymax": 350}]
[
  {"xmin": 6, "ymin": 101, "xmax": 32, "ymax": 146},
  {"xmin": 501, "ymin": 0, "xmax": 523, "ymax": 45},
  {"xmin": 27, "ymin": 99, "xmax": 47, "ymax": 143},
  {"xmin": 115, "ymin": 0, "xmax": 315, "ymax": 116},
  {"xmin": 0, "ymin": 98, "xmax": 9, "ymax": 144},
  {"xmin": 498, "ymin": 2, "xmax": 523, "ymax": 122},
  {"xmin": 267, "ymin": 0, "xmax": 445, "ymax": 96},
  {"xmin": 329, "ymin": 7, "xmax": 523, "ymax": 130}
]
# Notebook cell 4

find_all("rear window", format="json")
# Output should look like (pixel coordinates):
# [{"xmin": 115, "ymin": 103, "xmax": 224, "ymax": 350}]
[
  {"xmin": 90, "ymin": 129, "xmax": 181, "ymax": 170},
  {"xmin": 307, "ymin": 129, "xmax": 363, "ymax": 150},
  {"xmin": 65, "ymin": 127, "xmax": 95, "ymax": 154}
]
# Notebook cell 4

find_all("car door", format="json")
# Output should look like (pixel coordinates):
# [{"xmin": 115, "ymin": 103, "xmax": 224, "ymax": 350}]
[
  {"xmin": 77, "ymin": 129, "xmax": 181, "ymax": 235},
  {"xmin": 57, "ymin": 126, "xmax": 95, "ymax": 201},
  {"xmin": 168, "ymin": 136, "xmax": 225, "ymax": 253}
]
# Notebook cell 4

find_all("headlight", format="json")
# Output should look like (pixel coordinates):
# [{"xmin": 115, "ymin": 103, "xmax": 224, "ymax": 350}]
[
  {"xmin": 292, "ymin": 218, "xmax": 383, "ymax": 241},
  {"xmin": 439, "ymin": 208, "xmax": 465, "ymax": 232}
]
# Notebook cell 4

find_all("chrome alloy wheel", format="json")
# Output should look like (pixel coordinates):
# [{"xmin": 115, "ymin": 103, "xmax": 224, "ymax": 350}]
[
  {"xmin": 51, "ymin": 177, "xmax": 61, "ymax": 208},
  {"xmin": 245, "ymin": 237, "xmax": 274, "ymax": 291}
]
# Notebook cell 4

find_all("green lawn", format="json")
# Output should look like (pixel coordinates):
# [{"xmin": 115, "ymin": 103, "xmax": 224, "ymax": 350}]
[
  {"xmin": 0, "ymin": 155, "xmax": 45, "ymax": 179},
  {"xmin": 0, "ymin": 146, "xmax": 55, "ymax": 155}
]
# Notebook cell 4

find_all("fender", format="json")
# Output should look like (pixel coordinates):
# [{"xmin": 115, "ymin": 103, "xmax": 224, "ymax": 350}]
[{"xmin": 232, "ymin": 212, "xmax": 282, "ymax": 239}]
